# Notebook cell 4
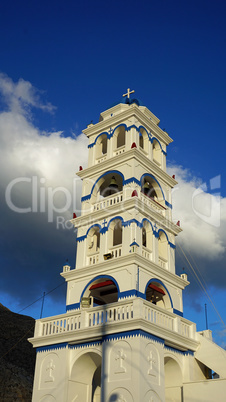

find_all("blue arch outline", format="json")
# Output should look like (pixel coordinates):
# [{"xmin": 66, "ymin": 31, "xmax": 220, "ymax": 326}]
[
  {"xmin": 107, "ymin": 215, "xmax": 124, "ymax": 228},
  {"xmin": 90, "ymin": 170, "xmax": 125, "ymax": 197},
  {"xmin": 141, "ymin": 218, "xmax": 155, "ymax": 233},
  {"xmin": 94, "ymin": 131, "xmax": 109, "ymax": 145},
  {"xmin": 157, "ymin": 228, "xmax": 169, "ymax": 242},
  {"xmin": 86, "ymin": 224, "xmax": 102, "ymax": 237},
  {"xmin": 80, "ymin": 275, "xmax": 120, "ymax": 301},
  {"xmin": 145, "ymin": 278, "xmax": 173, "ymax": 308},
  {"xmin": 140, "ymin": 173, "xmax": 165, "ymax": 200}
]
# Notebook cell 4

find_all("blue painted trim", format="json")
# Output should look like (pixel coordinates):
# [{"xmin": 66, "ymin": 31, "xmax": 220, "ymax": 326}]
[
  {"xmin": 86, "ymin": 223, "xmax": 102, "ymax": 237},
  {"xmin": 90, "ymin": 170, "xmax": 124, "ymax": 196},
  {"xmin": 164, "ymin": 344, "xmax": 194, "ymax": 356},
  {"xmin": 140, "ymin": 173, "xmax": 165, "ymax": 200},
  {"xmin": 76, "ymin": 235, "xmax": 86, "ymax": 243},
  {"xmin": 130, "ymin": 241, "xmax": 139, "ymax": 247},
  {"xmin": 173, "ymin": 309, "xmax": 183, "ymax": 317},
  {"xmin": 107, "ymin": 215, "xmax": 124, "ymax": 228},
  {"xmin": 119, "ymin": 289, "xmax": 145, "ymax": 299},
  {"xmin": 80, "ymin": 275, "xmax": 120, "ymax": 301},
  {"xmin": 81, "ymin": 194, "xmax": 91, "ymax": 202},
  {"xmin": 151, "ymin": 136, "xmax": 165, "ymax": 154},
  {"xmin": 141, "ymin": 218, "xmax": 155, "ymax": 233},
  {"xmin": 169, "ymin": 241, "xmax": 176, "ymax": 249},
  {"xmin": 124, "ymin": 177, "xmax": 140, "ymax": 186},
  {"xmin": 123, "ymin": 218, "xmax": 142, "ymax": 228},
  {"xmin": 37, "ymin": 342, "xmax": 68, "ymax": 353},
  {"xmin": 66, "ymin": 302, "xmax": 80, "ymax": 311},
  {"xmin": 165, "ymin": 200, "xmax": 172, "ymax": 209},
  {"xmin": 103, "ymin": 329, "xmax": 164, "ymax": 344},
  {"xmin": 145, "ymin": 279, "xmax": 173, "ymax": 309},
  {"xmin": 157, "ymin": 228, "xmax": 169, "ymax": 242},
  {"xmin": 69, "ymin": 340, "xmax": 102, "ymax": 349}
]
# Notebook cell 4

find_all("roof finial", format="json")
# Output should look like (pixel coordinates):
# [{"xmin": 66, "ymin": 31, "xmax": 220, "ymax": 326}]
[{"xmin": 123, "ymin": 88, "xmax": 135, "ymax": 99}]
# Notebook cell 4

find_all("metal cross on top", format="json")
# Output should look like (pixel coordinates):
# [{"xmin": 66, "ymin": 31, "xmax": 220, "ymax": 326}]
[{"xmin": 123, "ymin": 88, "xmax": 135, "ymax": 99}]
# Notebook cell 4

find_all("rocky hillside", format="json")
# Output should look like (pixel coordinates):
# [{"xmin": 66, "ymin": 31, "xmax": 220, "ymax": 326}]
[{"xmin": 0, "ymin": 303, "xmax": 36, "ymax": 401}]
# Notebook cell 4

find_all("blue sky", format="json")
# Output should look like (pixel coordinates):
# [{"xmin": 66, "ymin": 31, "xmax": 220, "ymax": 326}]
[{"xmin": 0, "ymin": 0, "xmax": 226, "ymax": 346}]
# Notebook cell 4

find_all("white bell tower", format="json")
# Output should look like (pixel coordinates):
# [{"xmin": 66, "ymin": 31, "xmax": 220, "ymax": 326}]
[{"xmin": 30, "ymin": 92, "xmax": 226, "ymax": 402}]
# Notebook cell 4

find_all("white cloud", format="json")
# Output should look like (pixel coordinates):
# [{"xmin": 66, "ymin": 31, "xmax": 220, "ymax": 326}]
[
  {"xmin": 168, "ymin": 165, "xmax": 226, "ymax": 259},
  {"xmin": 0, "ymin": 73, "xmax": 56, "ymax": 115}
]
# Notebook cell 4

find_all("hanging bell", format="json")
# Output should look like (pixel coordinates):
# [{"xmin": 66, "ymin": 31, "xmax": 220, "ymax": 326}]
[
  {"xmin": 109, "ymin": 176, "xmax": 118, "ymax": 188},
  {"xmin": 143, "ymin": 180, "xmax": 150, "ymax": 195}
]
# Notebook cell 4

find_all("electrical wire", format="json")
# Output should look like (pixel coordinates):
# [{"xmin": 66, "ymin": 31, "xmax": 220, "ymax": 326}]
[
  {"xmin": 177, "ymin": 241, "xmax": 226, "ymax": 329},
  {"xmin": 17, "ymin": 281, "xmax": 65, "ymax": 313}
]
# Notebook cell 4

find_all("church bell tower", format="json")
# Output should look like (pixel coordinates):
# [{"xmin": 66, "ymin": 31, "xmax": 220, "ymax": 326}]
[{"xmin": 30, "ymin": 90, "xmax": 226, "ymax": 402}]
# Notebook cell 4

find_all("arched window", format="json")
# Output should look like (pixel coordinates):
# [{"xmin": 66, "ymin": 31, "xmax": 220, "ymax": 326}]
[
  {"xmin": 158, "ymin": 231, "xmax": 168, "ymax": 268},
  {"xmin": 141, "ymin": 177, "xmax": 158, "ymax": 200},
  {"xmin": 152, "ymin": 139, "xmax": 161, "ymax": 165},
  {"xmin": 116, "ymin": 126, "xmax": 125, "ymax": 148},
  {"xmin": 139, "ymin": 128, "xmax": 148, "ymax": 152},
  {"xmin": 96, "ymin": 134, "xmax": 108, "ymax": 160},
  {"xmin": 98, "ymin": 173, "xmax": 123, "ymax": 198},
  {"xmin": 139, "ymin": 133, "xmax": 144, "ymax": 149},
  {"xmin": 142, "ymin": 227, "xmax": 146, "ymax": 247},
  {"xmin": 113, "ymin": 221, "xmax": 122, "ymax": 246},
  {"xmin": 87, "ymin": 226, "xmax": 100, "ymax": 254}
]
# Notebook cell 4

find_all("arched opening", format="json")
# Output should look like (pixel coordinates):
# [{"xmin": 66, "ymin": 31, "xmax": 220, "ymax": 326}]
[
  {"xmin": 82, "ymin": 277, "xmax": 119, "ymax": 306},
  {"xmin": 96, "ymin": 133, "xmax": 108, "ymax": 160},
  {"xmin": 115, "ymin": 126, "xmax": 126, "ymax": 148},
  {"xmin": 113, "ymin": 221, "xmax": 122, "ymax": 246},
  {"xmin": 152, "ymin": 139, "xmax": 161, "ymax": 166},
  {"xmin": 98, "ymin": 173, "xmax": 123, "ymax": 199},
  {"xmin": 164, "ymin": 356, "xmax": 183, "ymax": 402},
  {"xmin": 142, "ymin": 220, "xmax": 153, "ymax": 260},
  {"xmin": 68, "ymin": 352, "xmax": 102, "ymax": 402},
  {"xmin": 141, "ymin": 175, "xmax": 160, "ymax": 201},
  {"xmin": 158, "ymin": 231, "xmax": 168, "ymax": 268},
  {"xmin": 87, "ymin": 226, "xmax": 100, "ymax": 255},
  {"xmin": 145, "ymin": 280, "xmax": 171, "ymax": 309},
  {"xmin": 139, "ymin": 128, "xmax": 149, "ymax": 153}
]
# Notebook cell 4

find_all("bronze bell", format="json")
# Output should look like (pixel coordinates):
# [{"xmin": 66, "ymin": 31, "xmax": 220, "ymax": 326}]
[{"xmin": 109, "ymin": 176, "xmax": 118, "ymax": 188}]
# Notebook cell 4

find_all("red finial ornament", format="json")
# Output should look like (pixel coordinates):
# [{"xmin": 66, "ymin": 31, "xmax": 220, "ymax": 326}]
[
  {"xmin": 79, "ymin": 166, "xmax": 83, "ymax": 171},
  {"xmin": 131, "ymin": 142, "xmax": 137, "ymax": 148},
  {"xmin": 73, "ymin": 213, "xmax": 77, "ymax": 219},
  {"xmin": 176, "ymin": 220, "xmax": 180, "ymax": 226},
  {"xmin": 131, "ymin": 190, "xmax": 138, "ymax": 197},
  {"xmin": 172, "ymin": 175, "xmax": 175, "ymax": 179}
]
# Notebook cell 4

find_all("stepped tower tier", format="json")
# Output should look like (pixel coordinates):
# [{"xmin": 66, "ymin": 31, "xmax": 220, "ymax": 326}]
[
  {"xmin": 63, "ymin": 99, "xmax": 186, "ymax": 317},
  {"xmin": 29, "ymin": 94, "xmax": 226, "ymax": 402}
]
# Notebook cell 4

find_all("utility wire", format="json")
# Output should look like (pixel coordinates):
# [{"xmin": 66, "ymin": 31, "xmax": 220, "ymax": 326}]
[
  {"xmin": 177, "ymin": 241, "xmax": 226, "ymax": 329},
  {"xmin": 18, "ymin": 281, "xmax": 65, "ymax": 314}
]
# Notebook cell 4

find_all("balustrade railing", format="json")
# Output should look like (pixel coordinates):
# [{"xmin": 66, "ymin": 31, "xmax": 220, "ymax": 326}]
[
  {"xmin": 93, "ymin": 191, "xmax": 123, "ymax": 212},
  {"xmin": 142, "ymin": 246, "xmax": 152, "ymax": 260},
  {"xmin": 140, "ymin": 193, "xmax": 165, "ymax": 216},
  {"xmin": 34, "ymin": 298, "xmax": 196, "ymax": 341},
  {"xmin": 114, "ymin": 145, "xmax": 125, "ymax": 156},
  {"xmin": 96, "ymin": 154, "xmax": 107, "ymax": 164},
  {"xmin": 158, "ymin": 256, "xmax": 168, "ymax": 269}
]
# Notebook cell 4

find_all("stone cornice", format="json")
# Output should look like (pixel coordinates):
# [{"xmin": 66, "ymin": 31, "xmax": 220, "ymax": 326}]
[
  {"xmin": 71, "ymin": 197, "xmax": 181, "ymax": 236},
  {"xmin": 76, "ymin": 148, "xmax": 177, "ymax": 188},
  {"xmin": 83, "ymin": 103, "xmax": 173, "ymax": 145},
  {"xmin": 29, "ymin": 316, "xmax": 198, "ymax": 352},
  {"xmin": 61, "ymin": 252, "xmax": 188, "ymax": 290}
]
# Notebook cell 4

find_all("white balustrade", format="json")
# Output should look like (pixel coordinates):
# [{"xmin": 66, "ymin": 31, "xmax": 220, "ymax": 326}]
[
  {"xmin": 114, "ymin": 145, "xmax": 125, "ymax": 156},
  {"xmin": 142, "ymin": 246, "xmax": 152, "ymax": 260},
  {"xmin": 96, "ymin": 155, "xmax": 107, "ymax": 164},
  {"xmin": 158, "ymin": 256, "xmax": 167, "ymax": 269},
  {"xmin": 88, "ymin": 254, "xmax": 99, "ymax": 265},
  {"xmin": 140, "ymin": 193, "xmax": 165, "ymax": 216},
  {"xmin": 35, "ymin": 299, "xmax": 195, "ymax": 342},
  {"xmin": 93, "ymin": 191, "xmax": 123, "ymax": 212},
  {"xmin": 109, "ymin": 246, "xmax": 122, "ymax": 259}
]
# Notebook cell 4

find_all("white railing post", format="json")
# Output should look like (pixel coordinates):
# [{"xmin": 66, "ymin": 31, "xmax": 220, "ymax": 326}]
[
  {"xmin": 133, "ymin": 298, "xmax": 143, "ymax": 319},
  {"xmin": 80, "ymin": 309, "xmax": 89, "ymax": 329}
]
